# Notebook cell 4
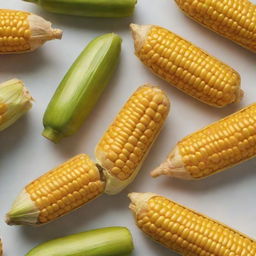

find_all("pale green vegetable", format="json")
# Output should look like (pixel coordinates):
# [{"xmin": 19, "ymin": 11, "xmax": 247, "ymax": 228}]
[
  {"xmin": 0, "ymin": 79, "xmax": 33, "ymax": 131},
  {"xmin": 25, "ymin": 227, "xmax": 134, "ymax": 256},
  {"xmin": 23, "ymin": 0, "xmax": 137, "ymax": 18},
  {"xmin": 42, "ymin": 33, "xmax": 122, "ymax": 143}
]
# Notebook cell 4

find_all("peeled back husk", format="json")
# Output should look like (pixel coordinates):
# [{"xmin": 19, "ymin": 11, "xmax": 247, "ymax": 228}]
[{"xmin": 0, "ymin": 79, "xmax": 33, "ymax": 131}]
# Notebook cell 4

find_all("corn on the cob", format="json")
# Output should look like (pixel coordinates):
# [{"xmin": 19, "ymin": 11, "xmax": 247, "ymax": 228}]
[
  {"xmin": 43, "ymin": 33, "xmax": 122, "ymax": 143},
  {"xmin": 95, "ymin": 85, "xmax": 170, "ymax": 194},
  {"xmin": 130, "ymin": 24, "xmax": 242, "ymax": 107},
  {"xmin": 0, "ymin": 79, "xmax": 33, "ymax": 131},
  {"xmin": 25, "ymin": 227, "xmax": 134, "ymax": 256},
  {"xmin": 6, "ymin": 154, "xmax": 105, "ymax": 225},
  {"xmin": 152, "ymin": 103, "xmax": 256, "ymax": 180},
  {"xmin": 23, "ymin": 0, "xmax": 137, "ymax": 18},
  {"xmin": 175, "ymin": 0, "xmax": 256, "ymax": 53},
  {"xmin": 129, "ymin": 192, "xmax": 256, "ymax": 255},
  {"xmin": 6, "ymin": 85, "xmax": 170, "ymax": 225},
  {"xmin": 0, "ymin": 9, "xmax": 62, "ymax": 54}
]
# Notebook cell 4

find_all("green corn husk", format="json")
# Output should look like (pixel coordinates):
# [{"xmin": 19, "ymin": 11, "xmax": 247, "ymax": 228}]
[
  {"xmin": 0, "ymin": 79, "xmax": 33, "ymax": 132},
  {"xmin": 23, "ymin": 0, "xmax": 137, "ymax": 18},
  {"xmin": 25, "ymin": 227, "xmax": 134, "ymax": 256},
  {"xmin": 42, "ymin": 33, "xmax": 122, "ymax": 143}
]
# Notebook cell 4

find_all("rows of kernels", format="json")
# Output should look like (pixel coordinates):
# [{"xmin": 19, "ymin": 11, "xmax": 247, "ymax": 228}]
[
  {"xmin": 177, "ymin": 103, "xmax": 256, "ymax": 178},
  {"xmin": 175, "ymin": 0, "xmax": 256, "ymax": 52},
  {"xmin": 138, "ymin": 26, "xmax": 241, "ymax": 107},
  {"xmin": 137, "ymin": 196, "xmax": 256, "ymax": 255},
  {"xmin": 26, "ymin": 154, "xmax": 105, "ymax": 224},
  {"xmin": 96, "ymin": 86, "xmax": 169, "ymax": 181},
  {"xmin": 0, "ymin": 9, "xmax": 31, "ymax": 53}
]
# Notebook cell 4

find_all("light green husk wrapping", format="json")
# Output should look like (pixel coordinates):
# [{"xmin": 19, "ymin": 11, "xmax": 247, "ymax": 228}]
[
  {"xmin": 23, "ymin": 0, "xmax": 137, "ymax": 18},
  {"xmin": 42, "ymin": 33, "xmax": 122, "ymax": 143},
  {"xmin": 25, "ymin": 227, "xmax": 134, "ymax": 256},
  {"xmin": 0, "ymin": 79, "xmax": 33, "ymax": 131}
]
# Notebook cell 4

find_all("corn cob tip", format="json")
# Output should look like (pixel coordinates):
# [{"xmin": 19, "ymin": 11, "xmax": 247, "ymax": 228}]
[
  {"xmin": 29, "ymin": 14, "xmax": 63, "ymax": 51},
  {"xmin": 6, "ymin": 189, "xmax": 39, "ymax": 226},
  {"xmin": 52, "ymin": 29, "xmax": 63, "ymax": 40},
  {"xmin": 130, "ymin": 24, "xmax": 153, "ymax": 53},
  {"xmin": 42, "ymin": 127, "xmax": 64, "ymax": 143},
  {"xmin": 150, "ymin": 146, "xmax": 193, "ymax": 179},
  {"xmin": 128, "ymin": 192, "xmax": 156, "ymax": 215}
]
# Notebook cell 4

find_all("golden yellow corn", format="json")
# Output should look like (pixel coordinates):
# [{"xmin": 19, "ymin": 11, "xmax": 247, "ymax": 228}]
[
  {"xmin": 175, "ymin": 0, "xmax": 256, "ymax": 52},
  {"xmin": 6, "ymin": 85, "xmax": 170, "ymax": 225},
  {"xmin": 0, "ymin": 9, "xmax": 62, "ymax": 54},
  {"xmin": 129, "ymin": 192, "xmax": 256, "ymax": 255},
  {"xmin": 95, "ymin": 85, "xmax": 170, "ymax": 194},
  {"xmin": 6, "ymin": 154, "xmax": 105, "ymax": 225},
  {"xmin": 152, "ymin": 103, "xmax": 256, "ymax": 180},
  {"xmin": 130, "ymin": 24, "xmax": 242, "ymax": 107}
]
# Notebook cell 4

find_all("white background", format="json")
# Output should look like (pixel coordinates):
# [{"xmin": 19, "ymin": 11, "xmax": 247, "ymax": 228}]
[{"xmin": 1, "ymin": 0, "xmax": 256, "ymax": 255}]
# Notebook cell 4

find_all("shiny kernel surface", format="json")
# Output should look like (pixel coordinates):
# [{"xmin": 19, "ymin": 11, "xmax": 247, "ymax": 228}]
[
  {"xmin": 26, "ymin": 154, "xmax": 105, "ymax": 224},
  {"xmin": 176, "ymin": 0, "xmax": 256, "ymax": 52},
  {"xmin": 0, "ymin": 9, "xmax": 31, "ymax": 53},
  {"xmin": 137, "ymin": 196, "xmax": 256, "ymax": 256},
  {"xmin": 96, "ymin": 85, "xmax": 169, "ymax": 180},
  {"xmin": 178, "ymin": 103, "xmax": 256, "ymax": 178},
  {"xmin": 138, "ymin": 26, "xmax": 241, "ymax": 107}
]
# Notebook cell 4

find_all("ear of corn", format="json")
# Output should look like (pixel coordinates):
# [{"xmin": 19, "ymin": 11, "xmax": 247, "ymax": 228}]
[
  {"xmin": 130, "ymin": 24, "xmax": 242, "ymax": 108},
  {"xmin": 25, "ymin": 227, "xmax": 134, "ymax": 256},
  {"xmin": 175, "ymin": 0, "xmax": 256, "ymax": 53},
  {"xmin": 7, "ymin": 85, "xmax": 170, "ymax": 225},
  {"xmin": 23, "ymin": 0, "xmax": 137, "ymax": 18},
  {"xmin": 129, "ymin": 192, "xmax": 256, "ymax": 255},
  {"xmin": 95, "ymin": 85, "xmax": 170, "ymax": 195},
  {"xmin": 152, "ymin": 103, "xmax": 256, "ymax": 180},
  {"xmin": 0, "ymin": 9, "xmax": 62, "ymax": 54},
  {"xmin": 43, "ymin": 33, "xmax": 122, "ymax": 143},
  {"xmin": 6, "ymin": 154, "xmax": 105, "ymax": 225},
  {"xmin": 0, "ymin": 79, "xmax": 33, "ymax": 131}
]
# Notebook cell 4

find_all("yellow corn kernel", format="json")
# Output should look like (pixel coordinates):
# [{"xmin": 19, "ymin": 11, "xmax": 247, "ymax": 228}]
[
  {"xmin": 129, "ymin": 192, "xmax": 256, "ymax": 256},
  {"xmin": 175, "ymin": 0, "xmax": 256, "ymax": 52},
  {"xmin": 130, "ymin": 24, "xmax": 242, "ymax": 107},
  {"xmin": 95, "ymin": 85, "xmax": 170, "ymax": 194},
  {"xmin": 152, "ymin": 103, "xmax": 256, "ymax": 180},
  {"xmin": 6, "ymin": 154, "xmax": 105, "ymax": 225},
  {"xmin": 0, "ymin": 9, "xmax": 62, "ymax": 54}
]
